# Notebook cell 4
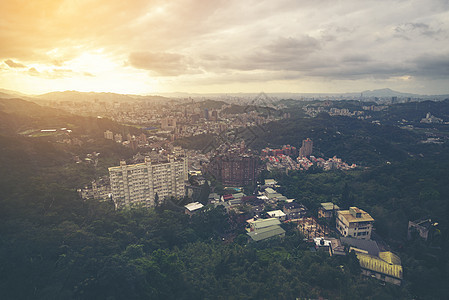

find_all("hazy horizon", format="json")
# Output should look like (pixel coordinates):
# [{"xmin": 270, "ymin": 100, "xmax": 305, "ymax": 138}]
[{"xmin": 1, "ymin": 1, "xmax": 449, "ymax": 95}]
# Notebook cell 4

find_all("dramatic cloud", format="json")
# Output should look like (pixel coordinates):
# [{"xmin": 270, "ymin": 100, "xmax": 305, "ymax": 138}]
[
  {"xmin": 128, "ymin": 52, "xmax": 200, "ymax": 76},
  {"xmin": 0, "ymin": 0, "xmax": 449, "ymax": 94},
  {"xmin": 4, "ymin": 59, "xmax": 26, "ymax": 68},
  {"xmin": 28, "ymin": 67, "xmax": 40, "ymax": 76}
]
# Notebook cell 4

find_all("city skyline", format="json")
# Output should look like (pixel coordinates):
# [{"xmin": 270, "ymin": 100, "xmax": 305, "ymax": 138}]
[{"xmin": 1, "ymin": 0, "xmax": 449, "ymax": 95}]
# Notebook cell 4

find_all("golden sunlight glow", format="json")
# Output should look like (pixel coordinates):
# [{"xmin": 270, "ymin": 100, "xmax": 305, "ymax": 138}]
[{"xmin": 0, "ymin": 0, "xmax": 448, "ymax": 95}]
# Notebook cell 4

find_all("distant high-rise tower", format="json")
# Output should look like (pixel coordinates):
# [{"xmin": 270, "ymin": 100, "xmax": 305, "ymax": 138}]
[
  {"xmin": 299, "ymin": 138, "xmax": 313, "ymax": 157},
  {"xmin": 211, "ymin": 110, "xmax": 218, "ymax": 121},
  {"xmin": 204, "ymin": 108, "xmax": 209, "ymax": 120},
  {"xmin": 161, "ymin": 117, "xmax": 177, "ymax": 130}
]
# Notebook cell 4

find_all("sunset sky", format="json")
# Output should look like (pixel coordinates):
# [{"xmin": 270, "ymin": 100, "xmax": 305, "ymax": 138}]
[{"xmin": 1, "ymin": 0, "xmax": 449, "ymax": 95}]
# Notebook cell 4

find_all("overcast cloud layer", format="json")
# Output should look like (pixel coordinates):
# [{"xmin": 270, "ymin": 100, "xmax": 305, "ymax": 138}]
[{"xmin": 1, "ymin": 0, "xmax": 449, "ymax": 94}]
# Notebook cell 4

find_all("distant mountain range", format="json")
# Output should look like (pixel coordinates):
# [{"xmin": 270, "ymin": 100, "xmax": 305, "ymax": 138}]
[
  {"xmin": 158, "ymin": 88, "xmax": 449, "ymax": 101},
  {"xmin": 0, "ymin": 88, "xmax": 448, "ymax": 103},
  {"xmin": 0, "ymin": 89, "xmax": 170, "ymax": 104},
  {"xmin": 360, "ymin": 88, "xmax": 421, "ymax": 98},
  {"xmin": 36, "ymin": 90, "xmax": 170, "ymax": 103}
]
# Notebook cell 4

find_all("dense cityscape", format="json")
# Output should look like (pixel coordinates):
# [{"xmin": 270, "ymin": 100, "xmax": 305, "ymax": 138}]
[{"xmin": 1, "ymin": 87, "xmax": 448, "ymax": 298}]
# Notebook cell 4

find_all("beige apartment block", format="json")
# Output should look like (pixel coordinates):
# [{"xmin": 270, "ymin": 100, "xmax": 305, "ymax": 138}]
[
  {"xmin": 109, "ymin": 156, "xmax": 188, "ymax": 209},
  {"xmin": 336, "ymin": 207, "xmax": 374, "ymax": 240}
]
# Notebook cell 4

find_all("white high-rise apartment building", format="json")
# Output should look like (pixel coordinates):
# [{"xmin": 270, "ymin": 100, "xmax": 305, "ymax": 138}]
[{"xmin": 109, "ymin": 156, "xmax": 188, "ymax": 209}]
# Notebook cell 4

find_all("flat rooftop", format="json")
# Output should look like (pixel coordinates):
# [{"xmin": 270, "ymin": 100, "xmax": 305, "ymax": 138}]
[{"xmin": 338, "ymin": 207, "xmax": 374, "ymax": 223}]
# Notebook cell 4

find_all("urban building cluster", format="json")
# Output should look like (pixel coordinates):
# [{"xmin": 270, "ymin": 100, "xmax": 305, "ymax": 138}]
[
  {"xmin": 420, "ymin": 112, "xmax": 445, "ymax": 124},
  {"xmin": 50, "ymin": 96, "xmax": 287, "ymax": 147},
  {"xmin": 312, "ymin": 204, "xmax": 403, "ymax": 286},
  {"xmin": 260, "ymin": 144, "xmax": 297, "ymax": 157},
  {"xmin": 104, "ymin": 129, "xmax": 161, "ymax": 150},
  {"xmin": 302, "ymin": 101, "xmax": 401, "ymax": 120},
  {"xmin": 297, "ymin": 155, "xmax": 357, "ymax": 171},
  {"xmin": 264, "ymin": 154, "xmax": 300, "ymax": 171},
  {"xmin": 262, "ymin": 139, "xmax": 356, "ymax": 172},
  {"xmin": 303, "ymin": 105, "xmax": 370, "ymax": 119},
  {"xmin": 77, "ymin": 140, "xmax": 401, "ymax": 286},
  {"xmin": 189, "ymin": 174, "xmax": 403, "ymax": 286}
]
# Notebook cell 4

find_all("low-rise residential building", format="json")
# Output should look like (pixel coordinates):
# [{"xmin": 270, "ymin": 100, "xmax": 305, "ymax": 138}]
[
  {"xmin": 184, "ymin": 202, "xmax": 204, "ymax": 216},
  {"xmin": 267, "ymin": 210, "xmax": 287, "ymax": 221},
  {"xmin": 264, "ymin": 179, "xmax": 277, "ymax": 186},
  {"xmin": 247, "ymin": 225, "xmax": 286, "ymax": 242},
  {"xmin": 336, "ymin": 207, "xmax": 374, "ymax": 240},
  {"xmin": 329, "ymin": 239, "xmax": 346, "ymax": 256},
  {"xmin": 313, "ymin": 237, "xmax": 333, "ymax": 252},
  {"xmin": 247, "ymin": 218, "xmax": 280, "ymax": 231},
  {"xmin": 208, "ymin": 193, "xmax": 220, "ymax": 204},
  {"xmin": 78, "ymin": 177, "xmax": 111, "ymax": 201},
  {"xmin": 407, "ymin": 218, "xmax": 434, "ymax": 241},
  {"xmin": 246, "ymin": 218, "xmax": 285, "ymax": 242},
  {"xmin": 263, "ymin": 187, "xmax": 287, "ymax": 203},
  {"xmin": 318, "ymin": 202, "xmax": 340, "ymax": 219},
  {"xmin": 283, "ymin": 202, "xmax": 307, "ymax": 219}
]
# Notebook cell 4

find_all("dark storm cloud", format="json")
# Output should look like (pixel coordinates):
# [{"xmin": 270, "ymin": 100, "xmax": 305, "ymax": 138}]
[{"xmin": 412, "ymin": 53, "xmax": 449, "ymax": 77}]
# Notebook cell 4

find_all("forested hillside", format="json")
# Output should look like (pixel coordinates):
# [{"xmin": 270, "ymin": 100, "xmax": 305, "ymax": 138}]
[{"xmin": 1, "ymin": 98, "xmax": 449, "ymax": 299}]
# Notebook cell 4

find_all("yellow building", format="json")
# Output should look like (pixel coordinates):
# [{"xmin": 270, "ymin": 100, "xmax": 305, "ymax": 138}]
[
  {"xmin": 356, "ymin": 251, "xmax": 403, "ymax": 285},
  {"xmin": 336, "ymin": 207, "xmax": 374, "ymax": 239}
]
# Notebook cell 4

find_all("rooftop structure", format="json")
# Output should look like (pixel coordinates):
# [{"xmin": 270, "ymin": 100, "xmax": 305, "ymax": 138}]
[
  {"xmin": 267, "ymin": 210, "xmax": 287, "ymax": 221},
  {"xmin": 184, "ymin": 202, "xmax": 204, "ymax": 216},
  {"xmin": 356, "ymin": 251, "xmax": 403, "ymax": 286},
  {"xmin": 340, "ymin": 237, "xmax": 380, "ymax": 256},
  {"xmin": 247, "ymin": 225, "xmax": 286, "ymax": 242},
  {"xmin": 283, "ymin": 202, "xmax": 307, "ymax": 219},
  {"xmin": 248, "ymin": 218, "xmax": 281, "ymax": 231},
  {"xmin": 329, "ymin": 239, "xmax": 346, "ymax": 256},
  {"xmin": 264, "ymin": 179, "xmax": 277, "ymax": 186}
]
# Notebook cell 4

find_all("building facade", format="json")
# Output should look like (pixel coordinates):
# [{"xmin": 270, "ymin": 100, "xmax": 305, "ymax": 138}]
[
  {"xmin": 299, "ymin": 138, "xmax": 313, "ymax": 157},
  {"xmin": 336, "ymin": 207, "xmax": 374, "ymax": 240},
  {"xmin": 318, "ymin": 202, "xmax": 340, "ymax": 219},
  {"xmin": 109, "ymin": 156, "xmax": 188, "ymax": 209},
  {"xmin": 208, "ymin": 152, "xmax": 258, "ymax": 186}
]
